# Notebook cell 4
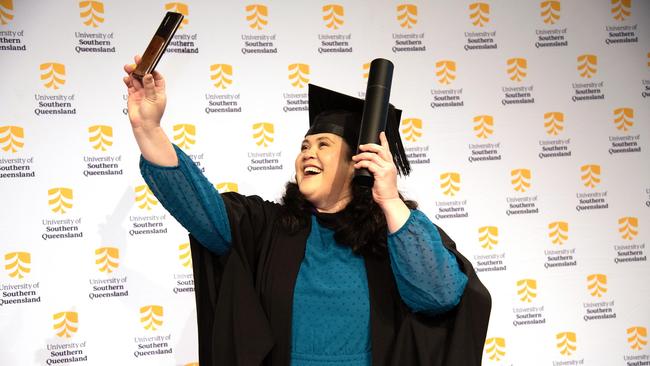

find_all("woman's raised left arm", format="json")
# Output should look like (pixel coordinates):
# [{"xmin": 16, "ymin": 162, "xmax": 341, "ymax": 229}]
[{"xmin": 353, "ymin": 132, "xmax": 467, "ymax": 315}]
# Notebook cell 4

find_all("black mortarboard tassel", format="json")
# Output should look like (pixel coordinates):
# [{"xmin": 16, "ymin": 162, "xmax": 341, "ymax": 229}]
[{"xmin": 305, "ymin": 84, "xmax": 411, "ymax": 176}]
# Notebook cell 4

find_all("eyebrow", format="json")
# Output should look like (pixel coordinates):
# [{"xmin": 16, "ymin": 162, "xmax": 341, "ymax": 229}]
[{"xmin": 301, "ymin": 136, "xmax": 335, "ymax": 145}]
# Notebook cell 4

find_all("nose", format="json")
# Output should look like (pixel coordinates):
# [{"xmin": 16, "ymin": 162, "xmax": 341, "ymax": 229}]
[{"xmin": 302, "ymin": 146, "xmax": 317, "ymax": 161}]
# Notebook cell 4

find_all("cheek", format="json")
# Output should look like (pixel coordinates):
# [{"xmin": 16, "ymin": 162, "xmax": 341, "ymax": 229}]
[{"xmin": 294, "ymin": 155, "xmax": 302, "ymax": 174}]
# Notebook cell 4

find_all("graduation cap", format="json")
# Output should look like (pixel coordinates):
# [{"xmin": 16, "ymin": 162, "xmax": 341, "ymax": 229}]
[{"xmin": 306, "ymin": 84, "xmax": 411, "ymax": 177}]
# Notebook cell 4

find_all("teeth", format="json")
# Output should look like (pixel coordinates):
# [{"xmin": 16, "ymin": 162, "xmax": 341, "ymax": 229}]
[{"xmin": 304, "ymin": 167, "xmax": 322, "ymax": 175}]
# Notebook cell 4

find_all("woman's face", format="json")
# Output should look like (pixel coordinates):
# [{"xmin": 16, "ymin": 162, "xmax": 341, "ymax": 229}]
[{"xmin": 295, "ymin": 133, "xmax": 355, "ymax": 212}]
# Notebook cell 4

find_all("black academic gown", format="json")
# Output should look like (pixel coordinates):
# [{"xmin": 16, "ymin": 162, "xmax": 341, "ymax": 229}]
[{"xmin": 189, "ymin": 193, "xmax": 491, "ymax": 366}]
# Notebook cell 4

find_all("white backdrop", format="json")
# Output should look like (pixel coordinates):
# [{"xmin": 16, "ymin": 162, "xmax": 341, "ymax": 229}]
[{"xmin": 0, "ymin": 0, "xmax": 648, "ymax": 365}]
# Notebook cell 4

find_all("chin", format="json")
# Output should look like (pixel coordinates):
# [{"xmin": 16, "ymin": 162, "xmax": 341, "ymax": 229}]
[
  {"xmin": 297, "ymin": 181, "xmax": 315, "ymax": 198},
  {"xmin": 297, "ymin": 180, "xmax": 321, "ymax": 204}
]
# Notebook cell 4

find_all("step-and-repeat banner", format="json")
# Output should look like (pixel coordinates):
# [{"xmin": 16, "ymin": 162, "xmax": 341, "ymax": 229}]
[{"xmin": 0, "ymin": 0, "xmax": 648, "ymax": 365}]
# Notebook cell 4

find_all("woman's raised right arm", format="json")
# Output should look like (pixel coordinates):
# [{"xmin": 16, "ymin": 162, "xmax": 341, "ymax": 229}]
[
  {"xmin": 140, "ymin": 146, "xmax": 232, "ymax": 255},
  {"xmin": 123, "ymin": 55, "xmax": 177, "ymax": 167},
  {"xmin": 124, "ymin": 56, "xmax": 231, "ymax": 254}
]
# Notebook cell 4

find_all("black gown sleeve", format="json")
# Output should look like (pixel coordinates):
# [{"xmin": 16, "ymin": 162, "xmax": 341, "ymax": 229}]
[{"xmin": 388, "ymin": 225, "xmax": 492, "ymax": 366}]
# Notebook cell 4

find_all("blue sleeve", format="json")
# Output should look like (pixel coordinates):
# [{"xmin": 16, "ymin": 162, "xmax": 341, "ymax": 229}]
[
  {"xmin": 387, "ymin": 210, "xmax": 468, "ymax": 316},
  {"xmin": 139, "ymin": 145, "xmax": 232, "ymax": 255}
]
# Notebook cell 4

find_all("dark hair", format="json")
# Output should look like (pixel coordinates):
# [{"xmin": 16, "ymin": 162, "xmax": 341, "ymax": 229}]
[{"xmin": 279, "ymin": 181, "xmax": 417, "ymax": 257}]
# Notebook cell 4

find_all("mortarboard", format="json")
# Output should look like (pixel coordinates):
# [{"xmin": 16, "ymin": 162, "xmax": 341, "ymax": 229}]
[{"xmin": 306, "ymin": 84, "xmax": 411, "ymax": 176}]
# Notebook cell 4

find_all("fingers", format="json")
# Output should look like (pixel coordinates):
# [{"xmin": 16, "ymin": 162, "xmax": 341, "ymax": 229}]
[
  {"xmin": 123, "ymin": 54, "xmax": 141, "ymax": 74},
  {"xmin": 151, "ymin": 70, "xmax": 166, "ymax": 89},
  {"xmin": 354, "ymin": 159, "xmax": 379, "ymax": 174},
  {"xmin": 358, "ymin": 134, "xmax": 393, "ymax": 162},
  {"xmin": 354, "ymin": 157, "xmax": 396, "ymax": 172},
  {"xmin": 353, "ymin": 148, "xmax": 397, "ymax": 176},
  {"xmin": 122, "ymin": 76, "xmax": 132, "ymax": 92},
  {"xmin": 125, "ymin": 53, "xmax": 140, "ymax": 73},
  {"xmin": 352, "ymin": 151, "xmax": 388, "ymax": 167},
  {"xmin": 353, "ymin": 159, "xmax": 396, "ymax": 178},
  {"xmin": 353, "ymin": 132, "xmax": 397, "ymax": 177},
  {"xmin": 357, "ymin": 143, "xmax": 381, "ymax": 154},
  {"xmin": 378, "ymin": 132, "xmax": 393, "ymax": 161},
  {"xmin": 123, "ymin": 75, "xmax": 138, "ymax": 96},
  {"xmin": 123, "ymin": 55, "xmax": 139, "ymax": 92},
  {"xmin": 124, "ymin": 63, "xmax": 137, "ymax": 74},
  {"xmin": 379, "ymin": 131, "xmax": 390, "ymax": 150},
  {"xmin": 142, "ymin": 74, "xmax": 157, "ymax": 101}
]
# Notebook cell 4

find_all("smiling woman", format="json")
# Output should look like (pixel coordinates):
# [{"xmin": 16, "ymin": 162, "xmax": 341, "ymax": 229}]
[
  {"xmin": 295, "ymin": 132, "xmax": 354, "ymax": 213},
  {"xmin": 124, "ymin": 56, "xmax": 491, "ymax": 366}
]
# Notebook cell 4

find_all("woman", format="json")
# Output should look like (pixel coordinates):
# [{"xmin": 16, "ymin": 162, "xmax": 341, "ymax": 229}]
[{"xmin": 123, "ymin": 56, "xmax": 491, "ymax": 366}]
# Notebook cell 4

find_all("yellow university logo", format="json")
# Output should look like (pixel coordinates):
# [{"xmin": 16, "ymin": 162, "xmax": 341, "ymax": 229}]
[
  {"xmin": 544, "ymin": 112, "xmax": 564, "ymax": 136},
  {"xmin": 322, "ymin": 4, "xmax": 344, "ymax": 30},
  {"xmin": 216, "ymin": 182, "xmax": 239, "ymax": 193},
  {"xmin": 79, "ymin": 1, "xmax": 104, "ymax": 28},
  {"xmin": 396, "ymin": 4, "xmax": 417, "ymax": 29},
  {"xmin": 587, "ymin": 274, "xmax": 607, "ymax": 297},
  {"xmin": 246, "ymin": 4, "xmax": 268, "ymax": 30},
  {"xmin": 613, "ymin": 107, "xmax": 634, "ymax": 132},
  {"xmin": 556, "ymin": 332, "xmax": 576, "ymax": 356},
  {"xmin": 484, "ymin": 337, "xmax": 505, "ymax": 361},
  {"xmin": 5, "ymin": 251, "xmax": 30, "ymax": 279},
  {"xmin": 252, "ymin": 122, "xmax": 274, "ymax": 147},
  {"xmin": 173, "ymin": 124, "xmax": 196, "ymax": 150},
  {"xmin": 210, "ymin": 64, "xmax": 233, "ymax": 89},
  {"xmin": 53, "ymin": 312, "xmax": 78, "ymax": 338},
  {"xmin": 0, "ymin": 0, "xmax": 14, "ymax": 25},
  {"xmin": 48, "ymin": 187, "xmax": 73, "ymax": 214},
  {"xmin": 618, "ymin": 216, "xmax": 638, "ymax": 240},
  {"xmin": 88, "ymin": 125, "xmax": 113, "ymax": 151},
  {"xmin": 401, "ymin": 118, "xmax": 422, "ymax": 142},
  {"xmin": 179, "ymin": 243, "xmax": 192, "ymax": 268},
  {"xmin": 478, "ymin": 226, "xmax": 498, "ymax": 250},
  {"xmin": 473, "ymin": 115, "xmax": 493, "ymax": 139},
  {"xmin": 40, "ymin": 63, "xmax": 66, "ymax": 90},
  {"xmin": 435, "ymin": 60, "xmax": 456, "ymax": 85},
  {"xmin": 0, "ymin": 125, "xmax": 24, "ymax": 153},
  {"xmin": 507, "ymin": 58, "xmax": 527, "ymax": 82},
  {"xmin": 577, "ymin": 54, "xmax": 597, "ymax": 78},
  {"xmin": 165, "ymin": 3, "xmax": 189, "ymax": 28},
  {"xmin": 548, "ymin": 221, "xmax": 568, "ymax": 245},
  {"xmin": 580, "ymin": 164, "xmax": 600, "ymax": 188},
  {"xmin": 95, "ymin": 247, "xmax": 119, "ymax": 273},
  {"xmin": 469, "ymin": 2, "xmax": 490, "ymax": 27},
  {"xmin": 440, "ymin": 172, "xmax": 460, "ymax": 196},
  {"xmin": 516, "ymin": 279, "xmax": 537, "ymax": 303},
  {"xmin": 362, "ymin": 62, "xmax": 370, "ymax": 79},
  {"xmin": 611, "ymin": 0, "xmax": 631, "ymax": 21},
  {"xmin": 140, "ymin": 305, "xmax": 163, "ymax": 330},
  {"xmin": 540, "ymin": 1, "xmax": 560, "ymax": 25},
  {"xmin": 627, "ymin": 326, "xmax": 647, "ymax": 350},
  {"xmin": 510, "ymin": 169, "xmax": 531, "ymax": 192},
  {"xmin": 288, "ymin": 63, "xmax": 310, "ymax": 89},
  {"xmin": 135, "ymin": 184, "xmax": 158, "ymax": 210}
]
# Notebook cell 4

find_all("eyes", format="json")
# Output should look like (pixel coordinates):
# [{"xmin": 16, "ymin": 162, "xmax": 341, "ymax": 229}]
[{"xmin": 301, "ymin": 140, "xmax": 330, "ymax": 151}]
